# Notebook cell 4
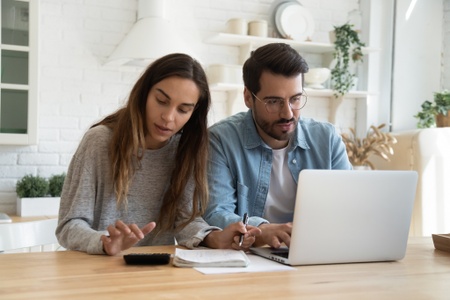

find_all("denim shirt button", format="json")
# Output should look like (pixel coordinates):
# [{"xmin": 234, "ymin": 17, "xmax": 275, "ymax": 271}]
[{"xmin": 292, "ymin": 159, "xmax": 297, "ymax": 164}]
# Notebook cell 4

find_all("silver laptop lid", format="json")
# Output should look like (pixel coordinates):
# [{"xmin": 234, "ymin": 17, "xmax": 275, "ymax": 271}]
[{"xmin": 286, "ymin": 170, "xmax": 418, "ymax": 265}]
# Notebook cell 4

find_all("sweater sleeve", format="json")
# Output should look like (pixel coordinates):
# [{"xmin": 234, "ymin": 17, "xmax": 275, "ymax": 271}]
[{"xmin": 55, "ymin": 126, "xmax": 115, "ymax": 254}]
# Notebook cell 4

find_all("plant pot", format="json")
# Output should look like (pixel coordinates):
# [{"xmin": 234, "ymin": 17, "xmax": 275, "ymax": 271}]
[
  {"xmin": 16, "ymin": 197, "xmax": 61, "ymax": 217},
  {"xmin": 352, "ymin": 165, "xmax": 372, "ymax": 170},
  {"xmin": 436, "ymin": 111, "xmax": 450, "ymax": 127},
  {"xmin": 329, "ymin": 31, "xmax": 336, "ymax": 44}
]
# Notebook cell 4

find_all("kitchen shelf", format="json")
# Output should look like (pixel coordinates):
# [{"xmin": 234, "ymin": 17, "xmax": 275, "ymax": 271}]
[
  {"xmin": 210, "ymin": 83, "xmax": 373, "ymax": 124},
  {"xmin": 210, "ymin": 83, "xmax": 369, "ymax": 98},
  {"xmin": 205, "ymin": 33, "xmax": 334, "ymax": 53},
  {"xmin": 204, "ymin": 32, "xmax": 378, "ymax": 131},
  {"xmin": 205, "ymin": 33, "xmax": 377, "ymax": 64}
]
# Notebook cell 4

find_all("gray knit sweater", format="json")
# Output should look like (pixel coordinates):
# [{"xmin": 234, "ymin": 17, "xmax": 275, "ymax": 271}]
[{"xmin": 56, "ymin": 125, "xmax": 217, "ymax": 254}]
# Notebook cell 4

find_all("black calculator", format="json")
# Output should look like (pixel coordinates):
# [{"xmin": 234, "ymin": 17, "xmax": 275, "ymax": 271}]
[{"xmin": 123, "ymin": 253, "xmax": 171, "ymax": 265}]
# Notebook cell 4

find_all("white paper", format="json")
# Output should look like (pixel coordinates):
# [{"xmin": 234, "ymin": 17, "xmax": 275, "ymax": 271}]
[
  {"xmin": 194, "ymin": 253, "xmax": 296, "ymax": 275},
  {"xmin": 173, "ymin": 248, "xmax": 250, "ymax": 267}
]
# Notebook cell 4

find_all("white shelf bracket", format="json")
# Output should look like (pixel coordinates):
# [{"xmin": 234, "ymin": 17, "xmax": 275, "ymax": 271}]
[
  {"xmin": 329, "ymin": 95, "xmax": 344, "ymax": 124},
  {"xmin": 239, "ymin": 43, "xmax": 253, "ymax": 65},
  {"xmin": 227, "ymin": 89, "xmax": 244, "ymax": 115}
]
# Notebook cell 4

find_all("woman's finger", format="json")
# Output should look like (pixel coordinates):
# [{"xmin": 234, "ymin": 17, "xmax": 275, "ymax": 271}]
[
  {"xmin": 141, "ymin": 222, "xmax": 157, "ymax": 235},
  {"xmin": 106, "ymin": 224, "xmax": 121, "ymax": 237},
  {"xmin": 128, "ymin": 223, "xmax": 144, "ymax": 239},
  {"xmin": 115, "ymin": 220, "xmax": 131, "ymax": 235}
]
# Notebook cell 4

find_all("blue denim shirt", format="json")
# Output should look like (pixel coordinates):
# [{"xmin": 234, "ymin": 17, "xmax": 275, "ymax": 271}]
[{"xmin": 203, "ymin": 110, "xmax": 352, "ymax": 229}]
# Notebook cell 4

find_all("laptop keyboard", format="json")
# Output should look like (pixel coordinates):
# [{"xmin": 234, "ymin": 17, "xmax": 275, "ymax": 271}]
[{"xmin": 271, "ymin": 250, "xmax": 289, "ymax": 258}]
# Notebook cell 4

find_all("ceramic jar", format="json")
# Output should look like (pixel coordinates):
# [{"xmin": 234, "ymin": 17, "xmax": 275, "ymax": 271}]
[
  {"xmin": 226, "ymin": 18, "xmax": 247, "ymax": 35},
  {"xmin": 248, "ymin": 20, "xmax": 268, "ymax": 37}
]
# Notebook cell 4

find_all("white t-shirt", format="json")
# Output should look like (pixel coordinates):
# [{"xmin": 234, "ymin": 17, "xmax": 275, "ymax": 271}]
[{"xmin": 263, "ymin": 145, "xmax": 297, "ymax": 223}]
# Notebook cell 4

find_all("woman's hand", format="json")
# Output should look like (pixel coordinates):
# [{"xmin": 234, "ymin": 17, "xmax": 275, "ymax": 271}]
[
  {"xmin": 101, "ymin": 220, "xmax": 156, "ymax": 255},
  {"xmin": 203, "ymin": 221, "xmax": 261, "ymax": 250}
]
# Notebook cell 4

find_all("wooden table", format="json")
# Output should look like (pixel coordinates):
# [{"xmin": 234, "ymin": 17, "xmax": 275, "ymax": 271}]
[
  {"xmin": 10, "ymin": 215, "xmax": 57, "ymax": 223},
  {"xmin": 0, "ymin": 237, "xmax": 449, "ymax": 299}
]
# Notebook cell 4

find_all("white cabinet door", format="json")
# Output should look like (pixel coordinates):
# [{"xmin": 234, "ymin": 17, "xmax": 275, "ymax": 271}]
[{"xmin": 0, "ymin": 0, "xmax": 38, "ymax": 145}]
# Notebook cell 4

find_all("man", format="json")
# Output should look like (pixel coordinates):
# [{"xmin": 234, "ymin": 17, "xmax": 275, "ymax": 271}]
[{"xmin": 203, "ymin": 43, "xmax": 352, "ymax": 249}]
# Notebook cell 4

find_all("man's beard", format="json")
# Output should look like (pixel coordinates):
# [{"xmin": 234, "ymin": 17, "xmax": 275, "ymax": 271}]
[{"xmin": 253, "ymin": 108, "xmax": 297, "ymax": 141}]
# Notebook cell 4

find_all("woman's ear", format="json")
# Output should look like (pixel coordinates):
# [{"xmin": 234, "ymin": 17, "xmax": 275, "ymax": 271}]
[{"xmin": 243, "ymin": 87, "xmax": 253, "ymax": 109}]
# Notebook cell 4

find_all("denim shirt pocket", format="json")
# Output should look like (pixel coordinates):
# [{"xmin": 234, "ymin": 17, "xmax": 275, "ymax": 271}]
[{"xmin": 236, "ymin": 182, "xmax": 249, "ymax": 215}]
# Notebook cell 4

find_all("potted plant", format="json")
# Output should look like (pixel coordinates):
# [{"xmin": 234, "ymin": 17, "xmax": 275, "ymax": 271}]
[
  {"xmin": 414, "ymin": 90, "xmax": 450, "ymax": 128},
  {"xmin": 48, "ymin": 173, "xmax": 66, "ymax": 197},
  {"xmin": 16, "ymin": 173, "xmax": 66, "ymax": 217},
  {"xmin": 341, "ymin": 124, "xmax": 397, "ymax": 170},
  {"xmin": 330, "ymin": 23, "xmax": 365, "ymax": 97}
]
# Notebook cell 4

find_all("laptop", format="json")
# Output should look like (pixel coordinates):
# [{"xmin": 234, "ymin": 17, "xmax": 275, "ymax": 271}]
[{"xmin": 250, "ymin": 169, "xmax": 418, "ymax": 265}]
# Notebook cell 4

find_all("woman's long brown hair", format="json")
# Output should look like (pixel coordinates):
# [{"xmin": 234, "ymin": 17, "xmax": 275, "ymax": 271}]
[{"xmin": 91, "ymin": 53, "xmax": 211, "ymax": 232}]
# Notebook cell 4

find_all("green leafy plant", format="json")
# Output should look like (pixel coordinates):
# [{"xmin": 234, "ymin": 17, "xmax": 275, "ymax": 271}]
[
  {"xmin": 330, "ymin": 23, "xmax": 365, "ymax": 97},
  {"xmin": 414, "ymin": 90, "xmax": 450, "ymax": 128},
  {"xmin": 16, "ymin": 174, "xmax": 49, "ymax": 198},
  {"xmin": 48, "ymin": 173, "xmax": 66, "ymax": 197}
]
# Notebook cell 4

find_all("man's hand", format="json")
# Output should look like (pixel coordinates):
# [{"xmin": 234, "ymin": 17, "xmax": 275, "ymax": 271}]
[
  {"xmin": 203, "ymin": 222, "xmax": 261, "ymax": 250},
  {"xmin": 101, "ymin": 220, "xmax": 156, "ymax": 256},
  {"xmin": 253, "ymin": 223, "xmax": 292, "ymax": 248}
]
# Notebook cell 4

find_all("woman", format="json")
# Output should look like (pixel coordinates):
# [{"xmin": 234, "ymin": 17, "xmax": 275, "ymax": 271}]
[{"xmin": 56, "ymin": 53, "xmax": 260, "ymax": 255}]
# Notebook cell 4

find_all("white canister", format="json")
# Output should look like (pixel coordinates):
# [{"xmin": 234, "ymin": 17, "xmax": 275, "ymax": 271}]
[
  {"xmin": 207, "ymin": 64, "xmax": 243, "ymax": 85},
  {"xmin": 248, "ymin": 20, "xmax": 268, "ymax": 37},
  {"xmin": 226, "ymin": 18, "xmax": 247, "ymax": 35}
]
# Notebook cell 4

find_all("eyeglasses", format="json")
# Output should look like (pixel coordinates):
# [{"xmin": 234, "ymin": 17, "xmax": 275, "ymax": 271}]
[{"xmin": 251, "ymin": 91, "xmax": 308, "ymax": 113}]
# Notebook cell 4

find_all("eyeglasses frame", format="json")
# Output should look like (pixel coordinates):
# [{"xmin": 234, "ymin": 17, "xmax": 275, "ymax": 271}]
[{"xmin": 250, "ymin": 90, "xmax": 308, "ymax": 113}]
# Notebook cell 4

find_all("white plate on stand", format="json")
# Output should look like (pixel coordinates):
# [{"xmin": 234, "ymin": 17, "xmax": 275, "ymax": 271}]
[
  {"xmin": 270, "ymin": 0, "xmax": 299, "ymax": 38},
  {"xmin": 274, "ymin": 2, "xmax": 315, "ymax": 41}
]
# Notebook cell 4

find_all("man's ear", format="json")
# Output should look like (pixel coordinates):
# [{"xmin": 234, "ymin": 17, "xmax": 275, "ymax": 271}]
[{"xmin": 243, "ymin": 87, "xmax": 253, "ymax": 109}]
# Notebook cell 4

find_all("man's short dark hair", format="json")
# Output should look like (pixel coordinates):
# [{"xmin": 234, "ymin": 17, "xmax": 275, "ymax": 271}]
[{"xmin": 243, "ymin": 43, "xmax": 309, "ymax": 94}]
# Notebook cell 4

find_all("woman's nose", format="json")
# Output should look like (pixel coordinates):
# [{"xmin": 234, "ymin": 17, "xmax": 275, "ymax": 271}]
[{"xmin": 161, "ymin": 107, "xmax": 176, "ymax": 122}]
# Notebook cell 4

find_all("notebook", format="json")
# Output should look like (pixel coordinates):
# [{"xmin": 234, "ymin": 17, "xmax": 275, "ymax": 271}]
[
  {"xmin": 250, "ymin": 169, "xmax": 418, "ymax": 266},
  {"xmin": 173, "ymin": 248, "xmax": 250, "ymax": 267}
]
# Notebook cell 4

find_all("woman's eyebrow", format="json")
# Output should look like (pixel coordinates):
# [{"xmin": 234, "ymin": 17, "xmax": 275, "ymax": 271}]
[
  {"xmin": 156, "ymin": 88, "xmax": 196, "ymax": 107},
  {"xmin": 156, "ymin": 88, "xmax": 170, "ymax": 99},
  {"xmin": 180, "ymin": 103, "xmax": 196, "ymax": 108}
]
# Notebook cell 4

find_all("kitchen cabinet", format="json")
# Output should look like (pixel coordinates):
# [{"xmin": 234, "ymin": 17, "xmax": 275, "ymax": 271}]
[
  {"xmin": 0, "ymin": 0, "xmax": 38, "ymax": 145},
  {"xmin": 204, "ymin": 33, "xmax": 377, "ymax": 130}
]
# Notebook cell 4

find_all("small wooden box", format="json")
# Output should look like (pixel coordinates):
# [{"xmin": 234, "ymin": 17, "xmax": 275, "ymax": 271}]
[{"xmin": 432, "ymin": 234, "xmax": 450, "ymax": 253}]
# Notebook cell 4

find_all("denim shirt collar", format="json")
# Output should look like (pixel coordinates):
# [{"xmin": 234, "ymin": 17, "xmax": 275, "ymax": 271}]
[{"xmin": 243, "ymin": 110, "xmax": 310, "ymax": 151}]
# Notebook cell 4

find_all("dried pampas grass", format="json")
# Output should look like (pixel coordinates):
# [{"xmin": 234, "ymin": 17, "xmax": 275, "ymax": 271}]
[{"xmin": 341, "ymin": 124, "xmax": 397, "ymax": 170}]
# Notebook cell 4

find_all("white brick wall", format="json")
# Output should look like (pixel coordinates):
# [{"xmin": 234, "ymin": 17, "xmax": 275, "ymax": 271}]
[{"xmin": 0, "ymin": 0, "xmax": 447, "ymax": 213}]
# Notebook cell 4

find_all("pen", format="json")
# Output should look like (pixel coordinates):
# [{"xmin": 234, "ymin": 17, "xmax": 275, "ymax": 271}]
[{"xmin": 239, "ymin": 213, "xmax": 249, "ymax": 247}]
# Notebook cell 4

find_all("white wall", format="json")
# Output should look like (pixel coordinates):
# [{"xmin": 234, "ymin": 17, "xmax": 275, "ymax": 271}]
[
  {"xmin": 444, "ymin": 0, "xmax": 450, "ymax": 88},
  {"xmin": 0, "ymin": 0, "xmax": 447, "ymax": 213},
  {"xmin": 360, "ymin": 0, "xmax": 395, "ymax": 133},
  {"xmin": 391, "ymin": 0, "xmax": 443, "ymax": 132}
]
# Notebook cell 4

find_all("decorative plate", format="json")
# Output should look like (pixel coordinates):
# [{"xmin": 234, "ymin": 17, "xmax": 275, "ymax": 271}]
[{"xmin": 275, "ymin": 2, "xmax": 315, "ymax": 41}]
